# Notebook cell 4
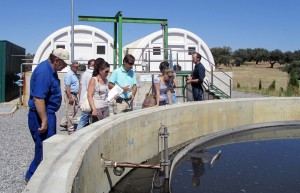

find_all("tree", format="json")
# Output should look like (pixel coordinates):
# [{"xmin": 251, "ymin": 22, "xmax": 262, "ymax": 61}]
[
  {"xmin": 233, "ymin": 49, "xmax": 251, "ymax": 66},
  {"xmin": 283, "ymin": 51, "xmax": 294, "ymax": 64},
  {"xmin": 252, "ymin": 48, "xmax": 269, "ymax": 64},
  {"xmin": 211, "ymin": 46, "xmax": 232, "ymax": 67},
  {"xmin": 282, "ymin": 61, "xmax": 300, "ymax": 79},
  {"xmin": 294, "ymin": 50, "xmax": 300, "ymax": 61},
  {"xmin": 268, "ymin": 49, "xmax": 284, "ymax": 68}
]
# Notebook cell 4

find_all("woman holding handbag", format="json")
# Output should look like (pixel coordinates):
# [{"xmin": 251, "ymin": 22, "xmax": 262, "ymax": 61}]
[
  {"xmin": 87, "ymin": 59, "xmax": 110, "ymax": 123},
  {"xmin": 154, "ymin": 68, "xmax": 174, "ymax": 106}
]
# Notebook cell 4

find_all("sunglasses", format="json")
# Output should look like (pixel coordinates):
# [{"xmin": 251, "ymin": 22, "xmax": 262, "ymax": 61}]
[
  {"xmin": 104, "ymin": 70, "xmax": 109, "ymax": 73},
  {"xmin": 127, "ymin": 62, "xmax": 134, "ymax": 66}
]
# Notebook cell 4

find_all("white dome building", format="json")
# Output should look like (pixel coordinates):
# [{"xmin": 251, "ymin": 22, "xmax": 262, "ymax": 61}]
[
  {"xmin": 123, "ymin": 28, "xmax": 215, "ymax": 72},
  {"xmin": 33, "ymin": 25, "xmax": 115, "ymax": 71}
]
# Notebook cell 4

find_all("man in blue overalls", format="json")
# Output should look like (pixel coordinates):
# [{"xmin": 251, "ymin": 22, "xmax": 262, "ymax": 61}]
[{"xmin": 25, "ymin": 48, "xmax": 70, "ymax": 182}]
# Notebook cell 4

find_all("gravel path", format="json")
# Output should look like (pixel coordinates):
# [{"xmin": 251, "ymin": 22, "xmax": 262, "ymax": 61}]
[{"xmin": 0, "ymin": 106, "xmax": 68, "ymax": 193}]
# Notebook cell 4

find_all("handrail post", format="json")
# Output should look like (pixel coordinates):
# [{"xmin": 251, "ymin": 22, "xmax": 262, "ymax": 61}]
[{"xmin": 211, "ymin": 64, "xmax": 214, "ymax": 88}]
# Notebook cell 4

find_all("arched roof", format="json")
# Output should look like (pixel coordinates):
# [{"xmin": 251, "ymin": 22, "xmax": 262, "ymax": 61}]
[
  {"xmin": 124, "ymin": 28, "xmax": 215, "ymax": 71},
  {"xmin": 33, "ymin": 25, "xmax": 115, "ymax": 64}
]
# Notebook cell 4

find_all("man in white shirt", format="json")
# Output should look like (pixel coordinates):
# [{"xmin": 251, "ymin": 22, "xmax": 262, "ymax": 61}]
[{"xmin": 76, "ymin": 59, "xmax": 96, "ymax": 130}]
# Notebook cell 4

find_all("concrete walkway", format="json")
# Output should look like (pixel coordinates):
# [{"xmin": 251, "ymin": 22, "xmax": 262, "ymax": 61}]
[{"xmin": 0, "ymin": 91, "xmax": 270, "ymax": 193}]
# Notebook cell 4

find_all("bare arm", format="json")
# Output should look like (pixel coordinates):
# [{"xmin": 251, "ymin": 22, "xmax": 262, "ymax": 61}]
[
  {"xmin": 34, "ymin": 97, "xmax": 47, "ymax": 133},
  {"xmin": 173, "ymin": 77, "xmax": 177, "ymax": 88},
  {"xmin": 78, "ymin": 84, "xmax": 82, "ymax": 100},
  {"xmin": 87, "ymin": 78, "xmax": 97, "ymax": 116},
  {"xmin": 108, "ymin": 82, "xmax": 115, "ymax": 89},
  {"xmin": 166, "ymin": 90, "xmax": 172, "ymax": 105},
  {"xmin": 131, "ymin": 84, "xmax": 137, "ymax": 100},
  {"xmin": 154, "ymin": 83, "xmax": 160, "ymax": 106}
]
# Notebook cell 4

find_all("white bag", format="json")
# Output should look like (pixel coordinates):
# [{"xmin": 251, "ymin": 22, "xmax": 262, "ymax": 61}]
[{"xmin": 80, "ymin": 93, "xmax": 91, "ymax": 112}]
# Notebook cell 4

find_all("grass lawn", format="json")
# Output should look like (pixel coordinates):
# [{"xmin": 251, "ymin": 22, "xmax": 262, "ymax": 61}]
[{"xmin": 216, "ymin": 62, "xmax": 298, "ymax": 96}]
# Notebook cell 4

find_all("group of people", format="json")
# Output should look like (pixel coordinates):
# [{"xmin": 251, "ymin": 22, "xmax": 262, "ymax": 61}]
[
  {"xmin": 154, "ymin": 52, "xmax": 206, "ymax": 105},
  {"xmin": 25, "ymin": 48, "xmax": 205, "ymax": 182},
  {"xmin": 25, "ymin": 49, "xmax": 137, "ymax": 182}
]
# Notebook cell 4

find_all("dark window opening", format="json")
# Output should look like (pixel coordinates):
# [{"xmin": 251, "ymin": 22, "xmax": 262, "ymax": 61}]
[
  {"xmin": 56, "ymin": 45, "xmax": 65, "ymax": 49},
  {"xmin": 97, "ymin": 46, "xmax": 106, "ymax": 55},
  {"xmin": 153, "ymin": 47, "xmax": 161, "ymax": 55},
  {"xmin": 188, "ymin": 47, "xmax": 196, "ymax": 55}
]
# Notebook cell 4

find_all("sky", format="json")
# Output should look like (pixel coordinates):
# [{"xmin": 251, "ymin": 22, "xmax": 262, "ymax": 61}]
[{"xmin": 1, "ymin": 0, "xmax": 299, "ymax": 54}]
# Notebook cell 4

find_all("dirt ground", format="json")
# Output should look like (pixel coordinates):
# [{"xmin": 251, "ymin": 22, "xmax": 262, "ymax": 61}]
[{"xmin": 216, "ymin": 62, "xmax": 289, "ymax": 95}]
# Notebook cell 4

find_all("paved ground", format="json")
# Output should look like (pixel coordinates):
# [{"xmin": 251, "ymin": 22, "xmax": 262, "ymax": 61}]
[{"xmin": 0, "ymin": 91, "xmax": 268, "ymax": 193}]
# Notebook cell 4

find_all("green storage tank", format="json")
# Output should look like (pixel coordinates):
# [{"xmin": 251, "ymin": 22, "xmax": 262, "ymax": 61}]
[{"xmin": 0, "ymin": 40, "xmax": 25, "ymax": 102}]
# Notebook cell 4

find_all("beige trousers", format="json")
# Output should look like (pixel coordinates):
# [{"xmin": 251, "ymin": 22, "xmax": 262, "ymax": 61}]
[{"xmin": 60, "ymin": 92, "xmax": 79, "ymax": 131}]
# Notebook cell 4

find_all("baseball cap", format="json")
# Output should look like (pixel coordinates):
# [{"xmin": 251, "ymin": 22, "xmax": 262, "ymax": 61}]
[{"xmin": 52, "ymin": 48, "xmax": 71, "ymax": 64}]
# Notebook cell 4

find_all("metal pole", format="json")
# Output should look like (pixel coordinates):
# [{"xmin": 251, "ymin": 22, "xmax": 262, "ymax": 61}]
[
  {"xmin": 19, "ymin": 64, "xmax": 23, "ymax": 106},
  {"xmin": 159, "ymin": 125, "xmax": 170, "ymax": 179},
  {"xmin": 71, "ymin": 0, "xmax": 74, "ymax": 62},
  {"xmin": 163, "ymin": 126, "xmax": 169, "ymax": 178}
]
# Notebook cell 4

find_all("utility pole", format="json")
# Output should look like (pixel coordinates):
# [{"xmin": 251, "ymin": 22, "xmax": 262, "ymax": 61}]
[{"xmin": 71, "ymin": 0, "xmax": 74, "ymax": 62}]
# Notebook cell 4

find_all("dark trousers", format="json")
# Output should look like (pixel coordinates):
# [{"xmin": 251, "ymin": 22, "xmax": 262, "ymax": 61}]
[
  {"xmin": 25, "ymin": 110, "xmax": 56, "ymax": 180},
  {"xmin": 192, "ymin": 87, "xmax": 203, "ymax": 101}
]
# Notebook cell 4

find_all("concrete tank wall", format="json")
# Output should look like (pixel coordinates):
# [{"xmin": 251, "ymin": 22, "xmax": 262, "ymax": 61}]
[{"xmin": 23, "ymin": 98, "xmax": 300, "ymax": 193}]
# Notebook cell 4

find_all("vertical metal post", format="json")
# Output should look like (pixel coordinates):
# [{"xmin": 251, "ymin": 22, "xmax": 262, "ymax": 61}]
[
  {"xmin": 163, "ymin": 126, "xmax": 169, "ymax": 178},
  {"xmin": 211, "ymin": 65, "xmax": 214, "ymax": 87},
  {"xmin": 71, "ymin": 0, "xmax": 74, "ymax": 62},
  {"xmin": 147, "ymin": 49, "xmax": 151, "ymax": 72},
  {"xmin": 159, "ymin": 125, "xmax": 170, "ymax": 179},
  {"xmin": 162, "ymin": 23, "xmax": 168, "ymax": 62},
  {"xmin": 19, "ymin": 64, "xmax": 23, "ymax": 106},
  {"xmin": 113, "ymin": 22, "xmax": 117, "ymax": 69},
  {"xmin": 230, "ymin": 78, "xmax": 232, "ymax": 98},
  {"xmin": 117, "ymin": 12, "xmax": 123, "ymax": 67}
]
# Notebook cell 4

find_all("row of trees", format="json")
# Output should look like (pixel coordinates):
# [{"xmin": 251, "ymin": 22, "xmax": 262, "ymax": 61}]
[{"xmin": 210, "ymin": 47, "xmax": 300, "ymax": 68}]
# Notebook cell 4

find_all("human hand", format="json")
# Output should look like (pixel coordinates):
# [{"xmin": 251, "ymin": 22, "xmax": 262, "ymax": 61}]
[
  {"xmin": 38, "ymin": 121, "xmax": 48, "ymax": 133},
  {"xmin": 92, "ymin": 109, "xmax": 98, "ymax": 116},
  {"xmin": 69, "ymin": 97, "xmax": 74, "ymax": 105},
  {"xmin": 114, "ymin": 94, "xmax": 120, "ymax": 99},
  {"xmin": 123, "ymin": 85, "xmax": 131, "ymax": 92}
]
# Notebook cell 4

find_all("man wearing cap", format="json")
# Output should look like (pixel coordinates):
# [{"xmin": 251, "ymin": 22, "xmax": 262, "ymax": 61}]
[
  {"xmin": 109, "ymin": 54, "xmax": 137, "ymax": 114},
  {"xmin": 60, "ymin": 61, "xmax": 79, "ymax": 134},
  {"xmin": 25, "ymin": 48, "xmax": 69, "ymax": 182}
]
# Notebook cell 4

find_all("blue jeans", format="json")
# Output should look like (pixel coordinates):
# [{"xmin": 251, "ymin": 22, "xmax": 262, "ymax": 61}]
[
  {"xmin": 25, "ymin": 110, "xmax": 56, "ymax": 180},
  {"xmin": 162, "ymin": 92, "xmax": 177, "ymax": 104},
  {"xmin": 171, "ymin": 92, "xmax": 177, "ymax": 104},
  {"xmin": 192, "ymin": 87, "xmax": 203, "ymax": 101},
  {"xmin": 76, "ymin": 111, "xmax": 90, "ymax": 130}
]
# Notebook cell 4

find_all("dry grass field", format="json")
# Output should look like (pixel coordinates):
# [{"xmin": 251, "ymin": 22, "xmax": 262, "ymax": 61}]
[{"xmin": 217, "ymin": 62, "xmax": 293, "ymax": 96}]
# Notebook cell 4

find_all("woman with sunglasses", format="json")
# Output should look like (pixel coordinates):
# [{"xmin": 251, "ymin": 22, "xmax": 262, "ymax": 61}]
[
  {"xmin": 87, "ymin": 59, "xmax": 110, "ymax": 123},
  {"xmin": 154, "ymin": 68, "xmax": 174, "ymax": 106}
]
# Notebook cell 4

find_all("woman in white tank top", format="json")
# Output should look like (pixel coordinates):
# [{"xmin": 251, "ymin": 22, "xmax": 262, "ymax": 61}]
[{"xmin": 87, "ymin": 59, "xmax": 110, "ymax": 123}]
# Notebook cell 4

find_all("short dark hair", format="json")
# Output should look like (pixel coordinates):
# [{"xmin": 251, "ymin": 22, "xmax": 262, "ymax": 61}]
[
  {"xmin": 159, "ymin": 61, "xmax": 170, "ymax": 73},
  {"xmin": 88, "ymin": 59, "xmax": 95, "ymax": 67},
  {"xmin": 193, "ymin": 52, "xmax": 201, "ymax": 60},
  {"xmin": 49, "ymin": 53, "xmax": 57, "ymax": 63},
  {"xmin": 123, "ymin": 54, "xmax": 135, "ymax": 65}
]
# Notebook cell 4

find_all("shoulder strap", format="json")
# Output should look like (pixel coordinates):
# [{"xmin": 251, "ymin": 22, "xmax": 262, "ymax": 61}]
[{"xmin": 151, "ymin": 74, "xmax": 156, "ymax": 95}]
